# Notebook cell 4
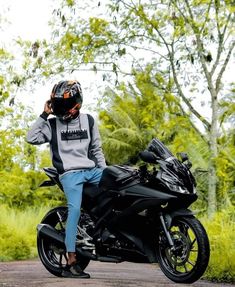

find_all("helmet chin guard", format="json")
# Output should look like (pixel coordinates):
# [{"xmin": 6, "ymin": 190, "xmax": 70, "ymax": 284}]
[
  {"xmin": 50, "ymin": 80, "xmax": 83, "ymax": 119},
  {"xmin": 62, "ymin": 103, "xmax": 81, "ymax": 121}
]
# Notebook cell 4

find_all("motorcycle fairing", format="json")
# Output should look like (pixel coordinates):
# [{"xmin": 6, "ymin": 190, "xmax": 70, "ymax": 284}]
[
  {"xmin": 123, "ymin": 184, "xmax": 177, "ymax": 199},
  {"xmin": 82, "ymin": 181, "xmax": 177, "ymax": 229},
  {"xmin": 95, "ymin": 209, "xmax": 160, "ymax": 263}
]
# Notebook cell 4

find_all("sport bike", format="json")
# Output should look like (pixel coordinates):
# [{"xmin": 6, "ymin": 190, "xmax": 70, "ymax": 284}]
[{"xmin": 37, "ymin": 138, "xmax": 210, "ymax": 283}]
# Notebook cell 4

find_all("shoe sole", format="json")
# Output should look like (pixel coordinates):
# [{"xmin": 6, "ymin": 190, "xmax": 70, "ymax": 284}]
[{"xmin": 62, "ymin": 270, "xmax": 90, "ymax": 279}]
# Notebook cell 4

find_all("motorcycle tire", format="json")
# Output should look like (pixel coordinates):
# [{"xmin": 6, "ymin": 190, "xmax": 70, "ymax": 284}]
[
  {"xmin": 37, "ymin": 206, "xmax": 90, "ymax": 277},
  {"xmin": 157, "ymin": 215, "xmax": 210, "ymax": 283}
]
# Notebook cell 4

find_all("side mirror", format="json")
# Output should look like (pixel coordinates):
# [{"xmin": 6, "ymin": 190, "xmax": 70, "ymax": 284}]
[
  {"xmin": 177, "ymin": 152, "xmax": 193, "ymax": 169},
  {"xmin": 177, "ymin": 152, "xmax": 189, "ymax": 162},
  {"xmin": 139, "ymin": 150, "xmax": 158, "ymax": 164}
]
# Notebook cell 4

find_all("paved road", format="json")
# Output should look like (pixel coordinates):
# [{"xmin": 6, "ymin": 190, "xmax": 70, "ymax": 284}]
[{"xmin": 0, "ymin": 259, "xmax": 233, "ymax": 287}]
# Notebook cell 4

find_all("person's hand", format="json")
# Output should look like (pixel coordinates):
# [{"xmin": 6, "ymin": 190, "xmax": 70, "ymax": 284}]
[{"xmin": 44, "ymin": 100, "xmax": 53, "ymax": 115}]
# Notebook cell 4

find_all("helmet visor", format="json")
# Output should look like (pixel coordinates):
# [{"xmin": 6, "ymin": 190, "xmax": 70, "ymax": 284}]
[{"xmin": 51, "ymin": 97, "xmax": 77, "ymax": 117}]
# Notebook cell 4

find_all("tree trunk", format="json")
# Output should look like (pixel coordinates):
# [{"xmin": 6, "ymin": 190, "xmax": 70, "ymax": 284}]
[{"xmin": 207, "ymin": 89, "xmax": 218, "ymax": 218}]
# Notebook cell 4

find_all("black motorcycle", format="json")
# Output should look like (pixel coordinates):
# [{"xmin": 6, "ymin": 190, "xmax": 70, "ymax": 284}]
[{"xmin": 37, "ymin": 138, "xmax": 210, "ymax": 283}]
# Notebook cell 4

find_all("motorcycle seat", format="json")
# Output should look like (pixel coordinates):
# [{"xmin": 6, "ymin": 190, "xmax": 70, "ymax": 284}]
[{"xmin": 42, "ymin": 167, "xmax": 103, "ymax": 199}]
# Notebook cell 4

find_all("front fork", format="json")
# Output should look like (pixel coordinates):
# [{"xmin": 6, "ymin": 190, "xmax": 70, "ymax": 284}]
[
  {"xmin": 159, "ymin": 212, "xmax": 175, "ymax": 249},
  {"xmin": 159, "ymin": 209, "xmax": 194, "ymax": 250}
]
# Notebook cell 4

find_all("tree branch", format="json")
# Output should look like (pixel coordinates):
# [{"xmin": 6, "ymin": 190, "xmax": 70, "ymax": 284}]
[
  {"xmin": 199, "ymin": 0, "xmax": 213, "ymax": 35},
  {"xmin": 211, "ymin": 12, "xmax": 232, "ymax": 76},
  {"xmin": 169, "ymin": 44, "xmax": 211, "ymax": 131},
  {"xmin": 135, "ymin": 0, "xmax": 212, "ymax": 131},
  {"xmin": 123, "ymin": 43, "xmax": 168, "ymax": 60},
  {"xmin": 178, "ymin": 103, "xmax": 209, "ymax": 145},
  {"xmin": 215, "ymin": 40, "xmax": 235, "ymax": 93},
  {"xmin": 182, "ymin": 0, "xmax": 218, "ymax": 102}
]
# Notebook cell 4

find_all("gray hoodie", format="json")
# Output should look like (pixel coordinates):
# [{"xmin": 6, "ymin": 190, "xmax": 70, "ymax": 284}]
[{"xmin": 26, "ymin": 113, "xmax": 106, "ymax": 174}]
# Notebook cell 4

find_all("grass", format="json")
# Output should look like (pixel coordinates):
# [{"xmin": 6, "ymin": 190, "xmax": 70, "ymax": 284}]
[
  {"xmin": 201, "ymin": 207, "xmax": 235, "ymax": 283},
  {"xmin": 0, "ymin": 204, "xmax": 52, "ymax": 261}
]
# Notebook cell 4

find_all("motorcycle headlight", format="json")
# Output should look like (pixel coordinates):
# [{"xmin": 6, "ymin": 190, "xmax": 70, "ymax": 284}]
[
  {"xmin": 163, "ymin": 182, "xmax": 190, "ymax": 194},
  {"xmin": 178, "ymin": 186, "xmax": 190, "ymax": 194},
  {"xmin": 158, "ymin": 169, "xmax": 194, "ymax": 194}
]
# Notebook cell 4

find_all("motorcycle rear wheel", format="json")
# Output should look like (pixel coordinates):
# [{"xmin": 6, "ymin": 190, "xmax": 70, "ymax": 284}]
[
  {"xmin": 37, "ymin": 206, "xmax": 91, "ymax": 277},
  {"xmin": 157, "ymin": 215, "xmax": 210, "ymax": 283}
]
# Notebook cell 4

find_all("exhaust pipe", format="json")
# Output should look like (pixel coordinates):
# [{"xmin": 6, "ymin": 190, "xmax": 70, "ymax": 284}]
[
  {"xmin": 37, "ymin": 223, "xmax": 65, "ymax": 248},
  {"xmin": 37, "ymin": 224, "xmax": 123, "ymax": 263},
  {"xmin": 37, "ymin": 224, "xmax": 97, "ymax": 260}
]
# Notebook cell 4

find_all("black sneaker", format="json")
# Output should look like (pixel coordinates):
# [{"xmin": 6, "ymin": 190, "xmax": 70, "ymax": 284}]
[{"xmin": 62, "ymin": 263, "xmax": 90, "ymax": 278}]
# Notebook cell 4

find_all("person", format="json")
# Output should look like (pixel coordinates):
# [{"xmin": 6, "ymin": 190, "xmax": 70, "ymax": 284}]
[{"xmin": 26, "ymin": 80, "xmax": 106, "ymax": 278}]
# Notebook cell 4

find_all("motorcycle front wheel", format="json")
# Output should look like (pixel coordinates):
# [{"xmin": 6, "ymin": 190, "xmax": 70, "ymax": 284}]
[
  {"xmin": 37, "ymin": 206, "xmax": 91, "ymax": 277},
  {"xmin": 157, "ymin": 215, "xmax": 210, "ymax": 283}
]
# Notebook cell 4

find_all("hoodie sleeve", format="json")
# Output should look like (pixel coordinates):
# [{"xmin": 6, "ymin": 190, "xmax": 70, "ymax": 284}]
[
  {"xmin": 26, "ymin": 114, "xmax": 52, "ymax": 145},
  {"xmin": 89, "ymin": 120, "xmax": 106, "ymax": 169}
]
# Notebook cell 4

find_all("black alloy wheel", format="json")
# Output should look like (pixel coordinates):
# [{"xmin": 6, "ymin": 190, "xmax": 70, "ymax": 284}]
[
  {"xmin": 37, "ymin": 206, "xmax": 91, "ymax": 277},
  {"xmin": 157, "ymin": 216, "xmax": 210, "ymax": 283}
]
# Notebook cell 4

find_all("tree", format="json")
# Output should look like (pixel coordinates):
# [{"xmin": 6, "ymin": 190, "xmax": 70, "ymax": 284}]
[
  {"xmin": 20, "ymin": 0, "xmax": 235, "ymax": 216},
  {"xmin": 99, "ymin": 66, "xmax": 205, "ymax": 163}
]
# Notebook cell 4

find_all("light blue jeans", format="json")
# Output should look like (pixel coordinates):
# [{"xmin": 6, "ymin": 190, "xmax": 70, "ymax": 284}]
[{"xmin": 59, "ymin": 167, "xmax": 103, "ymax": 252}]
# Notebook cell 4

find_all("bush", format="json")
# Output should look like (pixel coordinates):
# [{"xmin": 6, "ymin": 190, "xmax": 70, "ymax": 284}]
[
  {"xmin": 0, "ymin": 224, "xmax": 30, "ymax": 260},
  {"xmin": 202, "ymin": 207, "xmax": 235, "ymax": 283},
  {"xmin": 0, "ymin": 167, "xmax": 65, "ymax": 209},
  {"xmin": 0, "ymin": 205, "xmax": 52, "ymax": 261}
]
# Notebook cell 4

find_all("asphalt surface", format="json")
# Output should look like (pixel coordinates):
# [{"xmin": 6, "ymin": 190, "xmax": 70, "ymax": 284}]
[{"xmin": 0, "ymin": 259, "xmax": 234, "ymax": 287}]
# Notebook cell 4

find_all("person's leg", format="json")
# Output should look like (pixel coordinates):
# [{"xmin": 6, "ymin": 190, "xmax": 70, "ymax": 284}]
[
  {"xmin": 60, "ymin": 171, "xmax": 90, "ymax": 278},
  {"xmin": 85, "ymin": 167, "xmax": 104, "ymax": 185},
  {"xmin": 60, "ymin": 171, "xmax": 84, "ymax": 265}
]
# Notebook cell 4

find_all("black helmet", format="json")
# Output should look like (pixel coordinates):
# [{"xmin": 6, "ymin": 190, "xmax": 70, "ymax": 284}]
[{"xmin": 50, "ymin": 80, "xmax": 83, "ymax": 120}]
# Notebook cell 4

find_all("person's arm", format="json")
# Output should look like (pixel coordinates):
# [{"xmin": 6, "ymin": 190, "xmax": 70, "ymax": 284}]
[
  {"xmin": 90, "ymin": 121, "xmax": 107, "ymax": 168},
  {"xmin": 26, "ymin": 101, "xmax": 52, "ymax": 145}
]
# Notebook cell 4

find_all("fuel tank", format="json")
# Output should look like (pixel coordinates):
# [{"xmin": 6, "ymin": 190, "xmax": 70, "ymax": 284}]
[{"xmin": 99, "ymin": 165, "xmax": 141, "ymax": 191}]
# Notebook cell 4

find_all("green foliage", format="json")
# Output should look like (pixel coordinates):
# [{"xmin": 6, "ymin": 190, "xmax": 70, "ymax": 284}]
[
  {"xmin": 98, "ymin": 67, "xmax": 205, "ymax": 165},
  {"xmin": 0, "ymin": 100, "xmax": 64, "ymax": 210},
  {"xmin": 0, "ymin": 165, "xmax": 65, "ymax": 209},
  {"xmin": 214, "ymin": 130, "xmax": 235, "ymax": 208},
  {"xmin": 0, "ymin": 205, "xmax": 52, "ymax": 261},
  {"xmin": 220, "ymin": 92, "xmax": 235, "ymax": 126},
  {"xmin": 202, "ymin": 207, "xmax": 235, "ymax": 283},
  {"xmin": 66, "ymin": 0, "xmax": 74, "ymax": 6}
]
